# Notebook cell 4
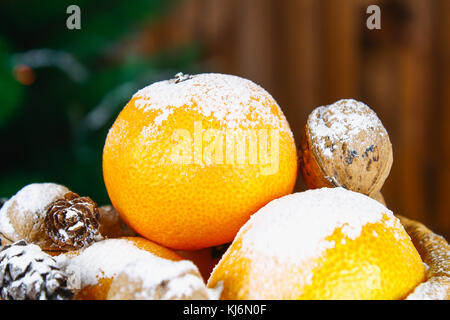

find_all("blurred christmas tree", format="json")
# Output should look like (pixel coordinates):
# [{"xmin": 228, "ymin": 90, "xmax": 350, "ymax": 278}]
[{"xmin": 0, "ymin": 0, "xmax": 201, "ymax": 203}]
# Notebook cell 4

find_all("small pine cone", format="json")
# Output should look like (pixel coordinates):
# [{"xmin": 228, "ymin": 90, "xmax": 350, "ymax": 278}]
[
  {"xmin": 0, "ymin": 240, "xmax": 73, "ymax": 300},
  {"xmin": 45, "ymin": 192, "xmax": 102, "ymax": 250}
]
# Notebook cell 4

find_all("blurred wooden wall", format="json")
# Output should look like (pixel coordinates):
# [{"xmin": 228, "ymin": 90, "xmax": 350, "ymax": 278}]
[{"xmin": 141, "ymin": 0, "xmax": 450, "ymax": 238}]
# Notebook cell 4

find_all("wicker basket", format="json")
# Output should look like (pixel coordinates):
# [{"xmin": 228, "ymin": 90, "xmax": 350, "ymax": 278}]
[{"xmin": 399, "ymin": 215, "xmax": 450, "ymax": 300}]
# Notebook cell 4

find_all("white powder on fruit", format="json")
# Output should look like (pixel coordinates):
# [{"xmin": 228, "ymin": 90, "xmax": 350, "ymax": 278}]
[
  {"xmin": 132, "ymin": 73, "xmax": 292, "ymax": 136},
  {"xmin": 55, "ymin": 238, "xmax": 214, "ymax": 299},
  {"xmin": 307, "ymin": 99, "xmax": 386, "ymax": 158},
  {"xmin": 239, "ymin": 187, "xmax": 399, "ymax": 263},
  {"xmin": 0, "ymin": 183, "xmax": 69, "ymax": 239}
]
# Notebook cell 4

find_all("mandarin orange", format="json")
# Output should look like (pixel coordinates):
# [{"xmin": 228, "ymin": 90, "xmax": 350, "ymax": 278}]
[
  {"xmin": 103, "ymin": 73, "xmax": 297, "ymax": 250},
  {"xmin": 177, "ymin": 243, "xmax": 230, "ymax": 281},
  {"xmin": 208, "ymin": 188, "xmax": 426, "ymax": 299}
]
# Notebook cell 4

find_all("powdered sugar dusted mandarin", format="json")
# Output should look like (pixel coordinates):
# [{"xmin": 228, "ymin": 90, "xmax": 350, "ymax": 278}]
[
  {"xmin": 208, "ymin": 188, "xmax": 425, "ymax": 299},
  {"xmin": 240, "ymin": 187, "xmax": 400, "ymax": 260},
  {"xmin": 103, "ymin": 73, "xmax": 298, "ymax": 249}
]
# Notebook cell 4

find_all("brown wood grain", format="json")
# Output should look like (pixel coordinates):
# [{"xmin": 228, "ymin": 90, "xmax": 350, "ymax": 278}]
[
  {"xmin": 436, "ymin": 0, "xmax": 450, "ymax": 237},
  {"xmin": 140, "ymin": 0, "xmax": 449, "ymax": 239},
  {"xmin": 273, "ymin": 0, "xmax": 321, "ymax": 141},
  {"xmin": 320, "ymin": 0, "xmax": 360, "ymax": 102}
]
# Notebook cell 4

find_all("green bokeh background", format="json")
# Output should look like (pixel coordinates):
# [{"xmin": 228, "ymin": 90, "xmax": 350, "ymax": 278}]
[{"xmin": 0, "ymin": 0, "xmax": 200, "ymax": 204}]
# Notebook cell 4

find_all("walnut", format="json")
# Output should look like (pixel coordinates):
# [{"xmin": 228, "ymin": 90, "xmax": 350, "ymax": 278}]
[
  {"xmin": 300, "ymin": 99, "xmax": 393, "ymax": 197},
  {"xmin": 106, "ymin": 259, "xmax": 222, "ymax": 300},
  {"xmin": 0, "ymin": 183, "xmax": 71, "ymax": 250}
]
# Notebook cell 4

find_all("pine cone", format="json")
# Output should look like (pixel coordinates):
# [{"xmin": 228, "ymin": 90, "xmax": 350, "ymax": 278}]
[
  {"xmin": 0, "ymin": 240, "xmax": 73, "ymax": 300},
  {"xmin": 44, "ymin": 192, "xmax": 102, "ymax": 250}
]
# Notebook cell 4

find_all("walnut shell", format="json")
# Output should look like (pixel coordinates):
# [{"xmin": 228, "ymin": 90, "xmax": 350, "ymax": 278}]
[
  {"xmin": 54, "ymin": 238, "xmax": 221, "ymax": 300},
  {"xmin": 106, "ymin": 260, "xmax": 221, "ymax": 300},
  {"xmin": 371, "ymin": 191, "xmax": 387, "ymax": 206},
  {"xmin": 0, "ymin": 183, "xmax": 105, "ymax": 253},
  {"xmin": 300, "ymin": 99, "xmax": 393, "ymax": 197},
  {"xmin": 0, "ymin": 183, "xmax": 70, "ymax": 250}
]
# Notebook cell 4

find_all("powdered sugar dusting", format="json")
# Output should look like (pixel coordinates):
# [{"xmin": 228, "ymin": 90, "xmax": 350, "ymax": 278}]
[
  {"xmin": 0, "ymin": 241, "xmax": 72, "ymax": 300},
  {"xmin": 55, "ymin": 239, "xmax": 206, "ymax": 297},
  {"xmin": 0, "ymin": 183, "xmax": 69, "ymax": 240},
  {"xmin": 0, "ymin": 207, "xmax": 16, "ymax": 237},
  {"xmin": 308, "ymin": 99, "xmax": 386, "ymax": 158},
  {"xmin": 424, "ymin": 232, "xmax": 450, "ymax": 276},
  {"xmin": 133, "ymin": 73, "xmax": 292, "ymax": 135},
  {"xmin": 406, "ymin": 277, "xmax": 449, "ymax": 300},
  {"xmin": 6, "ymin": 183, "xmax": 69, "ymax": 216},
  {"xmin": 240, "ymin": 188, "xmax": 397, "ymax": 263},
  {"xmin": 1, "ymin": 242, "xmax": 53, "ymax": 271},
  {"xmin": 404, "ymin": 223, "xmax": 450, "ymax": 300},
  {"xmin": 120, "ymin": 259, "xmax": 219, "ymax": 299}
]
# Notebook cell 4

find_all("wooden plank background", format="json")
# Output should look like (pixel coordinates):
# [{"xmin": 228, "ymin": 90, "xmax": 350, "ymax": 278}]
[{"xmin": 140, "ymin": 0, "xmax": 450, "ymax": 238}]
